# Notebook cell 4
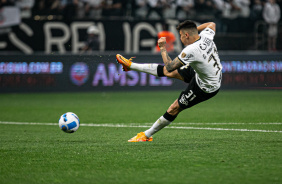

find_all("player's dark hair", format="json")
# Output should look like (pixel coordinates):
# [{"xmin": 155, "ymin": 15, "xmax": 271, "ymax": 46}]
[{"xmin": 176, "ymin": 20, "xmax": 197, "ymax": 35}]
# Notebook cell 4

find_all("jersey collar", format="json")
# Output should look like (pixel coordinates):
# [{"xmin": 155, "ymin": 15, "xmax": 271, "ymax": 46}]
[{"xmin": 194, "ymin": 36, "xmax": 201, "ymax": 43}]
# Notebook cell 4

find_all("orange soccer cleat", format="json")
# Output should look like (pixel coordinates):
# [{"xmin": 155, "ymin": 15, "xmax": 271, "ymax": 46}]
[
  {"xmin": 116, "ymin": 54, "xmax": 135, "ymax": 71},
  {"xmin": 128, "ymin": 132, "xmax": 153, "ymax": 142}
]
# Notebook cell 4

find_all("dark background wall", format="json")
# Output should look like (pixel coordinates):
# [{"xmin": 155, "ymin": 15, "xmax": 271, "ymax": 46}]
[{"xmin": 1, "ymin": 19, "xmax": 280, "ymax": 54}]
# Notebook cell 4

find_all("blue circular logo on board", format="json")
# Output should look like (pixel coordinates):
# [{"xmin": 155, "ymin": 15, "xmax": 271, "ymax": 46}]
[{"xmin": 70, "ymin": 62, "xmax": 89, "ymax": 86}]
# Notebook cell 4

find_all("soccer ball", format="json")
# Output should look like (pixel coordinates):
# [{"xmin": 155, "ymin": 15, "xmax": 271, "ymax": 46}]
[{"xmin": 59, "ymin": 112, "xmax": 80, "ymax": 133}]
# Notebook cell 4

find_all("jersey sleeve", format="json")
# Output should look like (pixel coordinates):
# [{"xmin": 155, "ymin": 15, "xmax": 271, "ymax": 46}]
[
  {"xmin": 178, "ymin": 46, "xmax": 195, "ymax": 65},
  {"xmin": 200, "ymin": 28, "xmax": 215, "ymax": 40}
]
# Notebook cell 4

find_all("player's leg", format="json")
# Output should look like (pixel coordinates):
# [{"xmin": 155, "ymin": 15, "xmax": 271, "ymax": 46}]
[
  {"xmin": 116, "ymin": 54, "xmax": 184, "ymax": 80},
  {"xmin": 131, "ymin": 63, "xmax": 185, "ymax": 81},
  {"xmin": 143, "ymin": 99, "xmax": 183, "ymax": 138},
  {"xmin": 116, "ymin": 54, "xmax": 159, "ymax": 75},
  {"xmin": 127, "ymin": 65, "xmax": 200, "ymax": 142},
  {"xmin": 128, "ymin": 63, "xmax": 194, "ymax": 83},
  {"xmin": 139, "ymin": 76, "xmax": 219, "ymax": 141},
  {"xmin": 128, "ymin": 77, "xmax": 220, "ymax": 142},
  {"xmin": 128, "ymin": 99, "xmax": 182, "ymax": 142},
  {"xmin": 131, "ymin": 62, "xmax": 163, "ymax": 77},
  {"xmin": 159, "ymin": 63, "xmax": 196, "ymax": 82},
  {"xmin": 142, "ymin": 77, "xmax": 220, "ymax": 141}
]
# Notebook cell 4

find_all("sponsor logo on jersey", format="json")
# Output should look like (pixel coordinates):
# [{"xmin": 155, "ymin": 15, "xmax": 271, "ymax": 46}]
[
  {"xmin": 200, "ymin": 38, "xmax": 212, "ymax": 50},
  {"xmin": 181, "ymin": 52, "xmax": 186, "ymax": 58},
  {"xmin": 199, "ymin": 43, "xmax": 207, "ymax": 50}
]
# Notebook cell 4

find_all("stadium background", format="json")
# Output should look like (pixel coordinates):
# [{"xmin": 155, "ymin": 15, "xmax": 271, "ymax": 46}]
[
  {"xmin": 0, "ymin": 1, "xmax": 282, "ymax": 184},
  {"xmin": 0, "ymin": 0, "xmax": 282, "ymax": 92},
  {"xmin": 0, "ymin": 5, "xmax": 282, "ymax": 92}
]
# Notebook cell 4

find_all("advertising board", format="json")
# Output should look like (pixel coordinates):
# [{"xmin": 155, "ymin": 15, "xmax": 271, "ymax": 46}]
[{"xmin": 0, "ymin": 54, "xmax": 281, "ymax": 93}]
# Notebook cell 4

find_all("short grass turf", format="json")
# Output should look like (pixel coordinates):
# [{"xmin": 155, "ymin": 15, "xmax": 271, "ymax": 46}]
[{"xmin": 0, "ymin": 90, "xmax": 282, "ymax": 184}]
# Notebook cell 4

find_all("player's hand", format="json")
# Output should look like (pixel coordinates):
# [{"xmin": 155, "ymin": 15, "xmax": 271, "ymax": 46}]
[{"xmin": 158, "ymin": 37, "xmax": 166, "ymax": 49}]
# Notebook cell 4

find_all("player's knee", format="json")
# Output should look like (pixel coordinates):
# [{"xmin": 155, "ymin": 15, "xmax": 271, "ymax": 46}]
[{"xmin": 167, "ymin": 100, "xmax": 182, "ymax": 116}]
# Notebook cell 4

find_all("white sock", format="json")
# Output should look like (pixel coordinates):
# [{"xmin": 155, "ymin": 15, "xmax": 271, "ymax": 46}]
[
  {"xmin": 144, "ymin": 116, "xmax": 172, "ymax": 137},
  {"xmin": 130, "ymin": 63, "xmax": 159, "ymax": 76}
]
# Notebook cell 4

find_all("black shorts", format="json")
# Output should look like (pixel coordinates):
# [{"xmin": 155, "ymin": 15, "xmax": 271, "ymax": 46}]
[{"xmin": 177, "ymin": 66, "xmax": 219, "ymax": 109}]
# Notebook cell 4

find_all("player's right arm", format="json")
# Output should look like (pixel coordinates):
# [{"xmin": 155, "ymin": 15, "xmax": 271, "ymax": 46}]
[
  {"xmin": 197, "ymin": 22, "xmax": 216, "ymax": 33},
  {"xmin": 158, "ymin": 37, "xmax": 183, "ymax": 72}
]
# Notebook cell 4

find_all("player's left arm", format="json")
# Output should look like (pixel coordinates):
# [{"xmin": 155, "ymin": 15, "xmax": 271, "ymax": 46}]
[
  {"xmin": 158, "ymin": 37, "xmax": 183, "ymax": 72},
  {"xmin": 197, "ymin": 22, "xmax": 216, "ymax": 33}
]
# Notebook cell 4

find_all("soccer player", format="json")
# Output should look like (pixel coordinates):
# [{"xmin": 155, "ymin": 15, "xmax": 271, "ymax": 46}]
[{"xmin": 116, "ymin": 20, "xmax": 222, "ymax": 142}]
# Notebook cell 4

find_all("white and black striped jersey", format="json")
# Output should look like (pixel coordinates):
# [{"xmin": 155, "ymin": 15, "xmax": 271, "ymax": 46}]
[{"xmin": 178, "ymin": 27, "xmax": 222, "ymax": 93}]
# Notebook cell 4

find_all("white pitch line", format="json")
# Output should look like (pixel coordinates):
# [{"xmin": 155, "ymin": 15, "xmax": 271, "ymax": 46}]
[
  {"xmin": 0, "ymin": 121, "xmax": 58, "ymax": 125},
  {"xmin": 167, "ymin": 122, "xmax": 282, "ymax": 125},
  {"xmin": 167, "ymin": 126, "xmax": 282, "ymax": 133},
  {"xmin": 0, "ymin": 121, "xmax": 282, "ymax": 133}
]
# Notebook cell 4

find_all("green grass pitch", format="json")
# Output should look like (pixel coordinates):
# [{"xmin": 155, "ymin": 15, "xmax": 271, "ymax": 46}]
[{"xmin": 0, "ymin": 90, "xmax": 281, "ymax": 184}]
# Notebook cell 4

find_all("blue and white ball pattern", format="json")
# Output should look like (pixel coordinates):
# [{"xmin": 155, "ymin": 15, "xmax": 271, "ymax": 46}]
[{"xmin": 59, "ymin": 112, "xmax": 80, "ymax": 133}]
